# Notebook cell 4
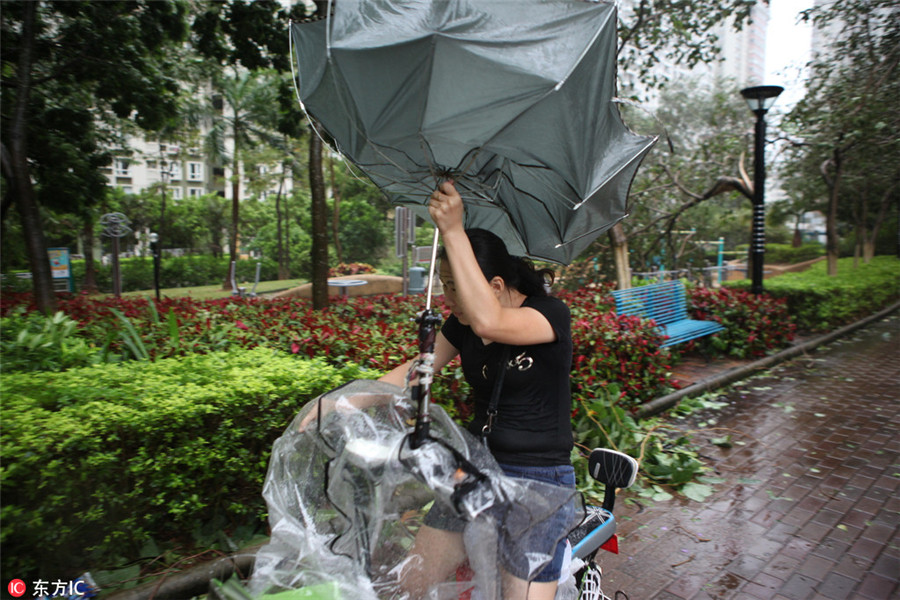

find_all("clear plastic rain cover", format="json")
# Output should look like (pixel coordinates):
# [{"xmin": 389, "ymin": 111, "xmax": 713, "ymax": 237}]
[{"xmin": 244, "ymin": 380, "xmax": 584, "ymax": 600}]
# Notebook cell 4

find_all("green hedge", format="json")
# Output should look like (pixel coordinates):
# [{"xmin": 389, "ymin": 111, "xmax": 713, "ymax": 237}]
[
  {"xmin": 733, "ymin": 243, "xmax": 825, "ymax": 264},
  {"xmin": 728, "ymin": 255, "xmax": 900, "ymax": 331},
  {"xmin": 1, "ymin": 348, "xmax": 374, "ymax": 579},
  {"xmin": 1, "ymin": 256, "xmax": 281, "ymax": 294},
  {"xmin": 764, "ymin": 243, "xmax": 825, "ymax": 264},
  {"xmin": 69, "ymin": 255, "xmax": 280, "ymax": 293}
]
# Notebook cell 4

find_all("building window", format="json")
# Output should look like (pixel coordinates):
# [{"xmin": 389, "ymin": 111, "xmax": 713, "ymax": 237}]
[
  {"xmin": 121, "ymin": 186, "xmax": 134, "ymax": 195},
  {"xmin": 168, "ymin": 162, "xmax": 182, "ymax": 181},
  {"xmin": 168, "ymin": 186, "xmax": 183, "ymax": 200},
  {"xmin": 188, "ymin": 187, "xmax": 204, "ymax": 198},
  {"xmin": 115, "ymin": 160, "xmax": 130, "ymax": 177},
  {"xmin": 188, "ymin": 162, "xmax": 203, "ymax": 181}
]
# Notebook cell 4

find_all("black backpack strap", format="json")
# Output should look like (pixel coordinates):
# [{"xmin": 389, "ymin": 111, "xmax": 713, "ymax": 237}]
[{"xmin": 481, "ymin": 344, "xmax": 510, "ymax": 443}]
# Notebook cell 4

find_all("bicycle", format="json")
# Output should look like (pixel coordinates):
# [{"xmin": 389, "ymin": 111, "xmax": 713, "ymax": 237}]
[
  {"xmin": 215, "ymin": 381, "xmax": 639, "ymax": 600},
  {"xmin": 564, "ymin": 447, "xmax": 638, "ymax": 600}
]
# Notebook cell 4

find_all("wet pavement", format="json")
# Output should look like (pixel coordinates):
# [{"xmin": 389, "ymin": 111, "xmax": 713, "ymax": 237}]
[{"xmin": 596, "ymin": 313, "xmax": 900, "ymax": 600}]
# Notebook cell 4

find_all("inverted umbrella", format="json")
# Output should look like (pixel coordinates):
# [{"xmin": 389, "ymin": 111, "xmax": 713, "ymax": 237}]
[{"xmin": 291, "ymin": 0, "xmax": 656, "ymax": 265}]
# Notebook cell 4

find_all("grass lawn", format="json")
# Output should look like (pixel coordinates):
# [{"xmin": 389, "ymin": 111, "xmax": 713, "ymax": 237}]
[{"xmin": 121, "ymin": 278, "xmax": 306, "ymax": 300}]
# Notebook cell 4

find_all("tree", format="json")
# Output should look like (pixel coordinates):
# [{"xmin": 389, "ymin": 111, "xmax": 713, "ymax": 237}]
[
  {"xmin": 600, "ymin": 0, "xmax": 763, "ymax": 287},
  {"xmin": 330, "ymin": 159, "xmax": 393, "ymax": 264},
  {"xmin": 309, "ymin": 122, "xmax": 330, "ymax": 309},
  {"xmin": 592, "ymin": 79, "xmax": 757, "ymax": 285},
  {"xmin": 616, "ymin": 0, "xmax": 759, "ymax": 97},
  {"xmin": 782, "ymin": 0, "xmax": 899, "ymax": 274},
  {"xmin": 203, "ymin": 68, "xmax": 280, "ymax": 286},
  {"xmin": 189, "ymin": 0, "xmax": 313, "ymax": 287},
  {"xmin": 1, "ymin": 0, "xmax": 188, "ymax": 312}
]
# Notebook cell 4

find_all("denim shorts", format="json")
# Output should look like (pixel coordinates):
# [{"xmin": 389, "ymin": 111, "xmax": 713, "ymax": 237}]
[{"xmin": 423, "ymin": 462, "xmax": 577, "ymax": 583}]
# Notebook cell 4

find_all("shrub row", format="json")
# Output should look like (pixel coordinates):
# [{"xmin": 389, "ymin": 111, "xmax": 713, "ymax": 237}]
[
  {"xmin": 733, "ymin": 242, "xmax": 825, "ymax": 265},
  {"xmin": 727, "ymin": 255, "xmax": 900, "ymax": 331},
  {"xmin": 565, "ymin": 287, "xmax": 672, "ymax": 408},
  {"xmin": 688, "ymin": 286, "xmax": 796, "ymax": 358},
  {"xmin": 2, "ymin": 256, "xmax": 282, "ymax": 295},
  {"xmin": 0, "ymin": 348, "xmax": 372, "ymax": 579},
  {"xmin": 0, "ymin": 282, "xmax": 819, "ymax": 582}
]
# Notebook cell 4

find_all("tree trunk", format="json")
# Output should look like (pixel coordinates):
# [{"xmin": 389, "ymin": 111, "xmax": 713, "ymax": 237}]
[
  {"xmin": 608, "ymin": 223, "xmax": 631, "ymax": 290},
  {"xmin": 792, "ymin": 215, "xmax": 803, "ymax": 247},
  {"xmin": 275, "ymin": 171, "xmax": 289, "ymax": 279},
  {"xmin": 310, "ymin": 122, "xmax": 329, "ymax": 309},
  {"xmin": 822, "ymin": 150, "xmax": 841, "ymax": 276},
  {"xmin": 8, "ymin": 1, "xmax": 55, "ymax": 313},
  {"xmin": 329, "ymin": 156, "xmax": 344, "ymax": 264},
  {"xmin": 862, "ymin": 181, "xmax": 897, "ymax": 263},
  {"xmin": 80, "ymin": 217, "xmax": 99, "ymax": 294},
  {"xmin": 225, "ymin": 141, "xmax": 240, "ymax": 289}
]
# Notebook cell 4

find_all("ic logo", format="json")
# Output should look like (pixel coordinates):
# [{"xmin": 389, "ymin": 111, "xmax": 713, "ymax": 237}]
[{"xmin": 8, "ymin": 579, "xmax": 26, "ymax": 598}]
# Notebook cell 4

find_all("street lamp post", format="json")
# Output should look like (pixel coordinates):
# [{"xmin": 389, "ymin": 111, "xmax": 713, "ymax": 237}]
[
  {"xmin": 740, "ymin": 85, "xmax": 783, "ymax": 295},
  {"xmin": 149, "ymin": 232, "xmax": 160, "ymax": 301}
]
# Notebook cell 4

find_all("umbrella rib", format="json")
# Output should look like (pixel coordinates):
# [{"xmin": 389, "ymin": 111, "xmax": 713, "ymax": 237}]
[{"xmin": 575, "ymin": 137, "xmax": 658, "ymax": 209}]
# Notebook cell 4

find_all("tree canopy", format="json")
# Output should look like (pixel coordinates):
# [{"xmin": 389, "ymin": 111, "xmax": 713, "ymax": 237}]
[
  {"xmin": 781, "ymin": 0, "xmax": 899, "ymax": 272},
  {"xmin": 1, "ymin": 0, "xmax": 190, "ymax": 311}
]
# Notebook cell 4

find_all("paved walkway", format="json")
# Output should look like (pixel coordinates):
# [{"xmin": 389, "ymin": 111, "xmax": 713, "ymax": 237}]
[{"xmin": 597, "ymin": 313, "xmax": 900, "ymax": 599}]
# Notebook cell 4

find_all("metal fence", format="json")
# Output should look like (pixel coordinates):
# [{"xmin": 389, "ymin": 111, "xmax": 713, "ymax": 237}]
[{"xmin": 632, "ymin": 264, "xmax": 749, "ymax": 287}]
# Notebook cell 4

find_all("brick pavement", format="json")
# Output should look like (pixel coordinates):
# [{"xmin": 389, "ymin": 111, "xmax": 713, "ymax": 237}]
[{"xmin": 594, "ymin": 313, "xmax": 900, "ymax": 600}]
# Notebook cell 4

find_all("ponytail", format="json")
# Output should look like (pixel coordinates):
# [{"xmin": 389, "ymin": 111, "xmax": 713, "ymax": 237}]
[{"xmin": 440, "ymin": 229, "xmax": 555, "ymax": 296}]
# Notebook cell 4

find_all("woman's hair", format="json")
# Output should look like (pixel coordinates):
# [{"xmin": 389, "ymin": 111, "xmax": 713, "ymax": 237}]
[{"xmin": 440, "ymin": 228, "xmax": 555, "ymax": 296}]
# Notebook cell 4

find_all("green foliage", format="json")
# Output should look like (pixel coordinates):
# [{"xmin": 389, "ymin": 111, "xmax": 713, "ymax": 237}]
[
  {"xmin": 571, "ymin": 383, "xmax": 707, "ymax": 504},
  {"xmin": 615, "ymin": 78, "xmax": 757, "ymax": 274},
  {"xmin": 0, "ymin": 308, "xmax": 102, "ymax": 372},
  {"xmin": 616, "ymin": 1, "xmax": 757, "ymax": 94},
  {"xmin": 61, "ymin": 256, "xmax": 280, "ymax": 294},
  {"xmin": 727, "ymin": 255, "xmax": 900, "ymax": 331},
  {"xmin": 0, "ymin": 349, "xmax": 372, "ymax": 579},
  {"xmin": 761, "ymin": 243, "xmax": 826, "ymax": 265},
  {"xmin": 781, "ymin": 0, "xmax": 899, "ymax": 261}
]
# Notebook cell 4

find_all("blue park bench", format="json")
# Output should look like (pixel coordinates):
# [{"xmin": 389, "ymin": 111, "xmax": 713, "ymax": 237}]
[{"xmin": 611, "ymin": 280, "xmax": 724, "ymax": 347}]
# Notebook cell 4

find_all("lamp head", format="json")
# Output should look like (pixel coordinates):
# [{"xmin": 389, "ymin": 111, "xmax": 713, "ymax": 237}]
[
  {"xmin": 149, "ymin": 232, "xmax": 159, "ymax": 243},
  {"xmin": 740, "ymin": 85, "xmax": 784, "ymax": 114}
]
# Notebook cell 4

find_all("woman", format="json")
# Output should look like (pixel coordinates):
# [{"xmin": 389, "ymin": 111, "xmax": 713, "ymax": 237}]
[{"xmin": 380, "ymin": 181, "xmax": 576, "ymax": 600}]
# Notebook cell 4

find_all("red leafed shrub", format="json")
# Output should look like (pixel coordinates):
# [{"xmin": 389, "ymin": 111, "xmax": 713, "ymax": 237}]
[
  {"xmin": 687, "ymin": 286, "xmax": 796, "ymax": 358},
  {"xmin": 1, "ymin": 287, "xmax": 676, "ymax": 411},
  {"xmin": 570, "ymin": 310, "xmax": 672, "ymax": 409},
  {"xmin": 328, "ymin": 262, "xmax": 376, "ymax": 276},
  {"xmin": 560, "ymin": 285, "xmax": 673, "ymax": 408}
]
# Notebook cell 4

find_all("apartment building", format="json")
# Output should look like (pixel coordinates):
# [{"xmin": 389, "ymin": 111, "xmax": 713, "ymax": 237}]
[{"xmin": 104, "ymin": 139, "xmax": 223, "ymax": 201}]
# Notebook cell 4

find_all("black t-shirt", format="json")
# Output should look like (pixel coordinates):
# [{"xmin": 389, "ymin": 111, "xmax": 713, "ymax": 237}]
[{"xmin": 441, "ymin": 294, "xmax": 573, "ymax": 466}]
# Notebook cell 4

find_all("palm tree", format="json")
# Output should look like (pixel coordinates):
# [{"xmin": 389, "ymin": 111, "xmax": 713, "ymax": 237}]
[{"xmin": 205, "ymin": 68, "xmax": 279, "ymax": 287}]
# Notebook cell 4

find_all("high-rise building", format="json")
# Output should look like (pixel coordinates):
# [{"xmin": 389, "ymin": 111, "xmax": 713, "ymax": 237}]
[{"xmin": 616, "ymin": 0, "xmax": 770, "ymax": 105}]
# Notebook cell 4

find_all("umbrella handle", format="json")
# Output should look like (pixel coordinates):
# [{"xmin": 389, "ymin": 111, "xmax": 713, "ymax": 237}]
[
  {"xmin": 411, "ymin": 307, "xmax": 442, "ymax": 448},
  {"xmin": 410, "ymin": 228, "xmax": 443, "ymax": 448}
]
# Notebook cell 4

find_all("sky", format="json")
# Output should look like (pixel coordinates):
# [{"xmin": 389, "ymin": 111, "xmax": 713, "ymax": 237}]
[{"xmin": 764, "ymin": 0, "xmax": 815, "ymax": 110}]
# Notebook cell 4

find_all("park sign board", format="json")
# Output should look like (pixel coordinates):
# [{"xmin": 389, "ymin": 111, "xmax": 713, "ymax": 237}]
[{"xmin": 48, "ymin": 247, "xmax": 73, "ymax": 292}]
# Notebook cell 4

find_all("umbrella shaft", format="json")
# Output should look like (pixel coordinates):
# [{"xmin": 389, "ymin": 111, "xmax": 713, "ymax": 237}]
[{"xmin": 425, "ymin": 228, "xmax": 440, "ymax": 310}]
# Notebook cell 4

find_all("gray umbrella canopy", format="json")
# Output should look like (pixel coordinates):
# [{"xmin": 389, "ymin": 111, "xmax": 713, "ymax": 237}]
[{"xmin": 291, "ymin": 0, "xmax": 656, "ymax": 264}]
